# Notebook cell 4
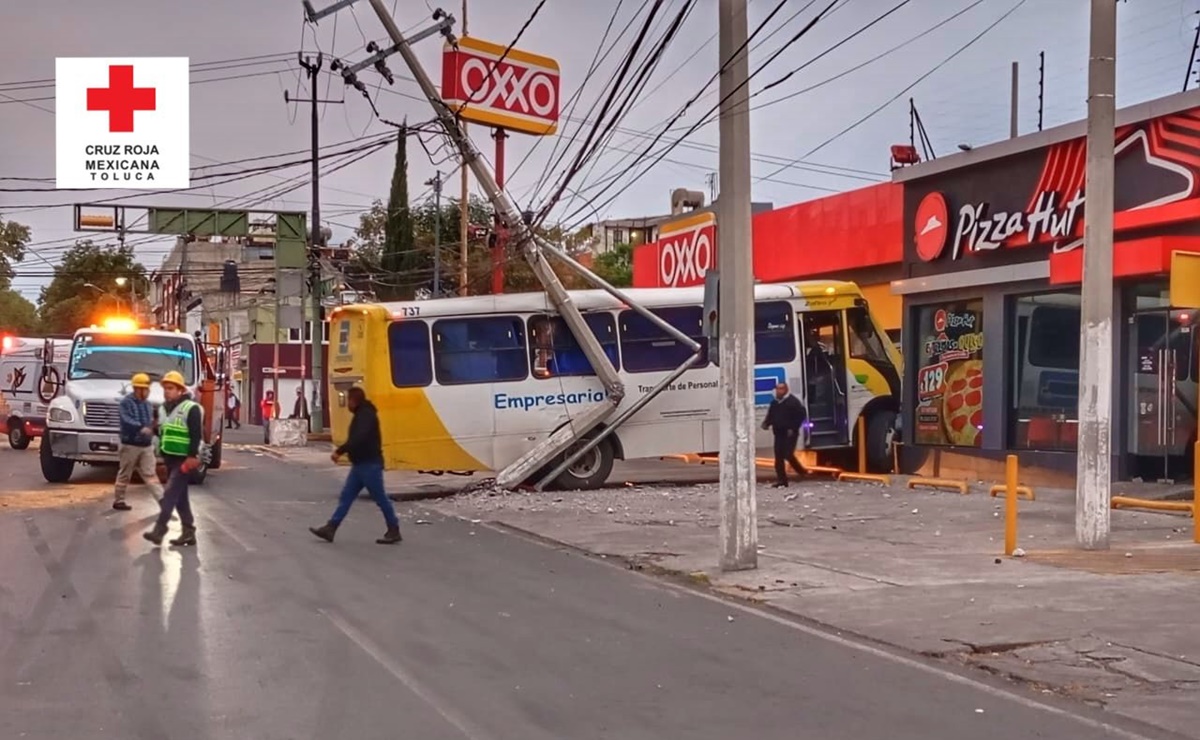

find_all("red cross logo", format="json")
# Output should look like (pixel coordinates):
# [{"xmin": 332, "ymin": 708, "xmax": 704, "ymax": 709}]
[{"xmin": 87, "ymin": 65, "xmax": 156, "ymax": 133}]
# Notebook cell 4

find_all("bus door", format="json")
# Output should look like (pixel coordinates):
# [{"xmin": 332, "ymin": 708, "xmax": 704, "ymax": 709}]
[{"xmin": 799, "ymin": 310, "xmax": 850, "ymax": 448}]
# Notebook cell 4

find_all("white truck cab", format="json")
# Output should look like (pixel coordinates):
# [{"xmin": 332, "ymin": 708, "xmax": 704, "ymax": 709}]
[{"xmin": 40, "ymin": 320, "xmax": 228, "ymax": 484}]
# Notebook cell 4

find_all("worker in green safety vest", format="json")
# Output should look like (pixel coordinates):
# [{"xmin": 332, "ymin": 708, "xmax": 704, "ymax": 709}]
[{"xmin": 143, "ymin": 370, "xmax": 203, "ymax": 548}]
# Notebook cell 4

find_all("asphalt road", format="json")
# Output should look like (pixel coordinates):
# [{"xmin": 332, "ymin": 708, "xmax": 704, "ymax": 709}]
[{"xmin": 0, "ymin": 442, "xmax": 1178, "ymax": 740}]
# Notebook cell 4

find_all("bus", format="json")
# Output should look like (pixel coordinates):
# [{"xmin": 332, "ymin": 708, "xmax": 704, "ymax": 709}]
[{"xmin": 326, "ymin": 280, "xmax": 903, "ymax": 489}]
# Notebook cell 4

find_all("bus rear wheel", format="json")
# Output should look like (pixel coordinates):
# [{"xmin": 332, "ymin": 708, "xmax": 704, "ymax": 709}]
[{"xmin": 553, "ymin": 437, "xmax": 615, "ymax": 491}]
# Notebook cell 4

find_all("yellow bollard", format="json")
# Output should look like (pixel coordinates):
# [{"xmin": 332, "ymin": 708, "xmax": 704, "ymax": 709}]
[
  {"xmin": 1005, "ymin": 454, "xmax": 1018, "ymax": 556},
  {"xmin": 1194, "ymin": 442, "xmax": 1199, "ymax": 545},
  {"xmin": 857, "ymin": 416, "xmax": 867, "ymax": 473}
]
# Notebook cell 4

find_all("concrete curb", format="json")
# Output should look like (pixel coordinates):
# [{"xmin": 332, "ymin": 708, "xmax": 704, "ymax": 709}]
[{"xmin": 388, "ymin": 487, "xmax": 463, "ymax": 503}]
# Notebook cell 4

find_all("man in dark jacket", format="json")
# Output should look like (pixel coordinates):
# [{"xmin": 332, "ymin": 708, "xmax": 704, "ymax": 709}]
[
  {"xmin": 761, "ymin": 382, "xmax": 808, "ymax": 488},
  {"xmin": 113, "ymin": 372, "xmax": 163, "ymax": 510},
  {"xmin": 310, "ymin": 386, "xmax": 401, "ymax": 544}
]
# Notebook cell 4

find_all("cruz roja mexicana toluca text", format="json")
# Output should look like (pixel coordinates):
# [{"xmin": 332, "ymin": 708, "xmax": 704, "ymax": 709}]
[{"xmin": 83, "ymin": 144, "xmax": 161, "ymax": 182}]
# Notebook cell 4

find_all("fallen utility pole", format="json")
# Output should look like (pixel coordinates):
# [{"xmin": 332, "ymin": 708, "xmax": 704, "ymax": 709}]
[
  {"xmin": 305, "ymin": 0, "xmax": 703, "ymax": 491},
  {"xmin": 1076, "ymin": 0, "xmax": 1117, "ymax": 550},
  {"xmin": 717, "ymin": 0, "xmax": 758, "ymax": 571}
]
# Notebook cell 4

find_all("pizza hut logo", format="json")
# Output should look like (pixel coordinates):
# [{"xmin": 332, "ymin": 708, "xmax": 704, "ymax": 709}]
[{"xmin": 914, "ymin": 192, "xmax": 949, "ymax": 262}]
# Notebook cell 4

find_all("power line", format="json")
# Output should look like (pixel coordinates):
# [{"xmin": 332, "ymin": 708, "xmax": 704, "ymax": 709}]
[{"xmin": 756, "ymin": 0, "xmax": 1030, "ymax": 183}]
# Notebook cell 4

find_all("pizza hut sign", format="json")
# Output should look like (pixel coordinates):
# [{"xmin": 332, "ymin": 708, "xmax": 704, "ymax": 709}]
[
  {"xmin": 656, "ymin": 212, "xmax": 716, "ymax": 288},
  {"xmin": 915, "ymin": 188, "xmax": 1085, "ymax": 262},
  {"xmin": 923, "ymin": 310, "xmax": 982, "ymax": 361}
]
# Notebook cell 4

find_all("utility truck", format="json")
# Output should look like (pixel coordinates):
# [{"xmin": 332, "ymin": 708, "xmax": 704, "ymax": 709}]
[{"xmin": 40, "ymin": 318, "xmax": 230, "ymax": 484}]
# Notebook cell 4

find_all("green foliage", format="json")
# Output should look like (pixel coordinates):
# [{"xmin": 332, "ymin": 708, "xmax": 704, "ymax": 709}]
[
  {"xmin": 379, "ymin": 129, "xmax": 417, "ymax": 300},
  {"xmin": 0, "ymin": 215, "xmax": 31, "ymax": 291},
  {"xmin": 592, "ymin": 242, "xmax": 633, "ymax": 287},
  {"xmin": 0, "ymin": 289, "xmax": 39, "ymax": 334},
  {"xmin": 38, "ymin": 241, "xmax": 147, "ymax": 335}
]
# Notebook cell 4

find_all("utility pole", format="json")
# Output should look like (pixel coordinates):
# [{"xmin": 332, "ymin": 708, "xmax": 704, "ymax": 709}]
[
  {"xmin": 1010, "ymin": 61, "xmax": 1019, "ymax": 138},
  {"xmin": 288, "ymin": 52, "xmax": 340, "ymax": 434},
  {"xmin": 1038, "ymin": 51, "xmax": 1045, "ymax": 132},
  {"xmin": 717, "ymin": 0, "xmax": 757, "ymax": 572},
  {"xmin": 458, "ymin": 0, "xmax": 470, "ymax": 295},
  {"xmin": 427, "ymin": 170, "xmax": 444, "ymax": 296},
  {"xmin": 1076, "ymin": 0, "xmax": 1117, "ymax": 550}
]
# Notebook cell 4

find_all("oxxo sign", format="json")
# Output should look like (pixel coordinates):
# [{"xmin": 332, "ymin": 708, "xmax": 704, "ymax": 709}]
[
  {"xmin": 656, "ymin": 212, "xmax": 717, "ymax": 288},
  {"xmin": 914, "ymin": 188, "xmax": 1085, "ymax": 262},
  {"xmin": 441, "ymin": 37, "xmax": 560, "ymax": 136}
]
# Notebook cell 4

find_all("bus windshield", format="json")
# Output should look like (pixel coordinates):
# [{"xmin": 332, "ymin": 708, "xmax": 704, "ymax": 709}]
[{"xmin": 69, "ymin": 333, "xmax": 196, "ymax": 383}]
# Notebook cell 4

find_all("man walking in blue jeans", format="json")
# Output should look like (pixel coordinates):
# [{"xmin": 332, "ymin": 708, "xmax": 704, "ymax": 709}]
[{"xmin": 309, "ymin": 386, "xmax": 401, "ymax": 544}]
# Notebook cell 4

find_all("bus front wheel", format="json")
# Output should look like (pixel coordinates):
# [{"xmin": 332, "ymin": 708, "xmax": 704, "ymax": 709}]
[
  {"xmin": 553, "ymin": 437, "xmax": 615, "ymax": 491},
  {"xmin": 865, "ymin": 409, "xmax": 898, "ymax": 473}
]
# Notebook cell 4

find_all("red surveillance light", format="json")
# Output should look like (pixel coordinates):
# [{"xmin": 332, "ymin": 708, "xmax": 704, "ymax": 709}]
[{"xmin": 890, "ymin": 144, "xmax": 920, "ymax": 166}]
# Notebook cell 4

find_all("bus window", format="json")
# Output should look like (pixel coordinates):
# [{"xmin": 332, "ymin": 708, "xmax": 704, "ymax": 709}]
[
  {"xmin": 619, "ymin": 306, "xmax": 707, "ymax": 373},
  {"xmin": 755, "ymin": 302, "xmax": 795, "ymax": 364},
  {"xmin": 432, "ymin": 316, "xmax": 528, "ymax": 385},
  {"xmin": 387, "ymin": 321, "xmax": 432, "ymax": 387},
  {"xmin": 846, "ymin": 306, "xmax": 891, "ymax": 365},
  {"xmin": 528, "ymin": 313, "xmax": 620, "ymax": 378}
]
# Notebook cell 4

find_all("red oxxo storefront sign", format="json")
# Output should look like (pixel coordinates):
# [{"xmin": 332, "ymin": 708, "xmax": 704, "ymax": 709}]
[
  {"xmin": 905, "ymin": 113, "xmax": 1200, "ymax": 271},
  {"xmin": 654, "ymin": 212, "xmax": 717, "ymax": 288},
  {"xmin": 441, "ymin": 37, "xmax": 560, "ymax": 136}
]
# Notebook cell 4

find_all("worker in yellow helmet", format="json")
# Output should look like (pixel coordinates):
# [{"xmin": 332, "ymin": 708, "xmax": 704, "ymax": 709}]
[
  {"xmin": 113, "ymin": 373, "xmax": 163, "ymax": 511},
  {"xmin": 143, "ymin": 371, "xmax": 203, "ymax": 547}
]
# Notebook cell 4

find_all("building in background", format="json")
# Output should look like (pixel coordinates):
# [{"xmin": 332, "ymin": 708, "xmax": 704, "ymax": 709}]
[{"xmin": 631, "ymin": 183, "xmax": 901, "ymax": 338}]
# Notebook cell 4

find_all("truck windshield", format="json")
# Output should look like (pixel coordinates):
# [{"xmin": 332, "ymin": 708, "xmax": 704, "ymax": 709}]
[{"xmin": 68, "ymin": 333, "xmax": 196, "ymax": 384}]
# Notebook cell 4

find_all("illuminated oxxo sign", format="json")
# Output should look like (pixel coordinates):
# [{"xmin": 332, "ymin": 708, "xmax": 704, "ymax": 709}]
[
  {"xmin": 657, "ymin": 212, "xmax": 717, "ymax": 288},
  {"xmin": 441, "ymin": 37, "xmax": 560, "ymax": 136}
]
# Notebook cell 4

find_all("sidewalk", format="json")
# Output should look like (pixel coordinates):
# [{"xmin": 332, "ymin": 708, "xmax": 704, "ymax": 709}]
[{"xmin": 429, "ymin": 474, "xmax": 1200, "ymax": 739}]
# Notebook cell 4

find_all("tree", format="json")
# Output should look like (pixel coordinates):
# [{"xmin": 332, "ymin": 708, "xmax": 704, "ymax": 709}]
[
  {"xmin": 379, "ymin": 128, "xmax": 417, "ymax": 301},
  {"xmin": 38, "ymin": 241, "xmax": 147, "ymax": 335},
  {"xmin": 0, "ymin": 289, "xmax": 39, "ymax": 334},
  {"xmin": 592, "ymin": 242, "xmax": 633, "ymax": 287},
  {"xmin": 0, "ymin": 215, "xmax": 31, "ymax": 291}
]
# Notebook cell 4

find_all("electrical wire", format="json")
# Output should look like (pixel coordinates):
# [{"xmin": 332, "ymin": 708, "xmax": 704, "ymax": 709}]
[
  {"xmin": 756, "ymin": 0, "xmax": 1030, "ymax": 183},
  {"xmin": 553, "ymin": 0, "xmax": 840, "ymax": 230}
]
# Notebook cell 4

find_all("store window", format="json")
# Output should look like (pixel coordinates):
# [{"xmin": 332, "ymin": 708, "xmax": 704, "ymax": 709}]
[
  {"xmin": 1010, "ymin": 293, "xmax": 1080, "ymax": 450},
  {"xmin": 913, "ymin": 299, "xmax": 984, "ymax": 447}
]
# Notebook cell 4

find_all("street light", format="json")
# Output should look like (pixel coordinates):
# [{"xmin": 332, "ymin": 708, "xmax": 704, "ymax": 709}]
[{"xmin": 83, "ymin": 282, "xmax": 125, "ymax": 314}]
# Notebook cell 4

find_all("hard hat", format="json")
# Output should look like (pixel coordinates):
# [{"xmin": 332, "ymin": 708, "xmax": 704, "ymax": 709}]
[
  {"xmin": 160, "ymin": 371, "xmax": 186, "ymax": 388},
  {"xmin": 131, "ymin": 373, "xmax": 151, "ymax": 388}
]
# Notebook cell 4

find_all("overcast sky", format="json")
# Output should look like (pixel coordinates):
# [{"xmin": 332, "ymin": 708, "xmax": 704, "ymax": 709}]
[{"xmin": 1, "ymin": 0, "xmax": 1197, "ymax": 299}]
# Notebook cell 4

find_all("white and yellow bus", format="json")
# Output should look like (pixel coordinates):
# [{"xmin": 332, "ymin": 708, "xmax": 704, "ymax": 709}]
[{"xmin": 326, "ymin": 280, "xmax": 903, "ymax": 489}]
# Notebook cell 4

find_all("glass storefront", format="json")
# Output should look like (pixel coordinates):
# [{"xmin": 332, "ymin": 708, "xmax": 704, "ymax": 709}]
[
  {"xmin": 912, "ymin": 299, "xmax": 984, "ymax": 447},
  {"xmin": 1009, "ymin": 292, "xmax": 1081, "ymax": 451}
]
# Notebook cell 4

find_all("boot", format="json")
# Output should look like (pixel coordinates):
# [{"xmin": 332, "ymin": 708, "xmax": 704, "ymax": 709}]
[
  {"xmin": 143, "ymin": 523, "xmax": 168, "ymax": 546},
  {"xmin": 376, "ymin": 525, "xmax": 402, "ymax": 545},
  {"xmin": 309, "ymin": 523, "xmax": 338, "ymax": 543},
  {"xmin": 170, "ymin": 526, "xmax": 197, "ymax": 547}
]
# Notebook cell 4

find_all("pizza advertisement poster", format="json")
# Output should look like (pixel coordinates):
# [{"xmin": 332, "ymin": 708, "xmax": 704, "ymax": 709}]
[{"xmin": 914, "ymin": 301, "xmax": 985, "ymax": 447}]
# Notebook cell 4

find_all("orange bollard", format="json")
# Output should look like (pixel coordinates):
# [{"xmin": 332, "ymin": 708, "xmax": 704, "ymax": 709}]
[{"xmin": 1005, "ymin": 454, "xmax": 1018, "ymax": 556}]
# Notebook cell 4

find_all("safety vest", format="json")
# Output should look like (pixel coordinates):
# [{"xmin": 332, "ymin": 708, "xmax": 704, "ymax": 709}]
[{"xmin": 159, "ymin": 399, "xmax": 199, "ymax": 457}]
